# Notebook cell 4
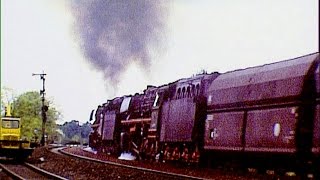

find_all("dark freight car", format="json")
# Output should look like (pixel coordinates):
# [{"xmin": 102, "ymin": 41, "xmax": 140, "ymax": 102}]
[
  {"xmin": 313, "ymin": 63, "xmax": 320, "ymax": 156},
  {"xmin": 204, "ymin": 53, "xmax": 319, "ymax": 169}
]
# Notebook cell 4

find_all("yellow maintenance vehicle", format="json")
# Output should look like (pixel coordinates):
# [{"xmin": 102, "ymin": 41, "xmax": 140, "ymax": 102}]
[{"xmin": 0, "ymin": 105, "xmax": 33, "ymax": 160}]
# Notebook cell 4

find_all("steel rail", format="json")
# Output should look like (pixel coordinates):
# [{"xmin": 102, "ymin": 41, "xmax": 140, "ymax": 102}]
[
  {"xmin": 0, "ymin": 160, "xmax": 67, "ymax": 180},
  {"xmin": 0, "ymin": 163, "xmax": 25, "ymax": 180},
  {"xmin": 24, "ymin": 162, "xmax": 68, "ymax": 180},
  {"xmin": 58, "ymin": 148, "xmax": 207, "ymax": 180}
]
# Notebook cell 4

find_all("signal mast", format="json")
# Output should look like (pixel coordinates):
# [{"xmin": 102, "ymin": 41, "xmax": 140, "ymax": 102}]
[{"xmin": 32, "ymin": 72, "xmax": 48, "ymax": 146}]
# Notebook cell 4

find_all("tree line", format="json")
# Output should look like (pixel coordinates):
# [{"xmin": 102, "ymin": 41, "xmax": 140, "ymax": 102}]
[{"xmin": 58, "ymin": 120, "xmax": 92, "ymax": 145}]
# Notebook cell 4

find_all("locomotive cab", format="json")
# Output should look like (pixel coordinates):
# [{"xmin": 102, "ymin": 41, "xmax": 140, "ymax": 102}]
[{"xmin": 0, "ymin": 105, "xmax": 33, "ymax": 159}]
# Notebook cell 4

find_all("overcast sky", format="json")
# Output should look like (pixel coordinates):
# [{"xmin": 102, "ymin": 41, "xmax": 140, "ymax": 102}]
[{"xmin": 1, "ymin": 0, "xmax": 318, "ymax": 124}]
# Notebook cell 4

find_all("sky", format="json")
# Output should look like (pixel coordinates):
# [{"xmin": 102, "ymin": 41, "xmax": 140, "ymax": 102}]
[{"xmin": 1, "ymin": 0, "xmax": 319, "ymax": 124}]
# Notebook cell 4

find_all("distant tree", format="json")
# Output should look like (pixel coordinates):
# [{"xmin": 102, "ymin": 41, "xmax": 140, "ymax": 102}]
[
  {"xmin": 11, "ymin": 91, "xmax": 60, "ymax": 141},
  {"xmin": 71, "ymin": 134, "xmax": 80, "ymax": 142},
  {"xmin": 51, "ymin": 128, "xmax": 64, "ymax": 144},
  {"xmin": 61, "ymin": 120, "xmax": 80, "ymax": 139},
  {"xmin": 45, "ymin": 102, "xmax": 61, "ymax": 141},
  {"xmin": 80, "ymin": 122, "xmax": 92, "ymax": 144},
  {"xmin": 60, "ymin": 120, "xmax": 92, "ymax": 144},
  {"xmin": 80, "ymin": 122, "xmax": 92, "ymax": 139},
  {"xmin": 0, "ymin": 87, "xmax": 17, "ymax": 115}
]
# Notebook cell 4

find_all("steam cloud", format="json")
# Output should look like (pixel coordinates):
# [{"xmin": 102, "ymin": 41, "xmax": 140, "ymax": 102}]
[{"xmin": 70, "ymin": 0, "xmax": 168, "ymax": 86}]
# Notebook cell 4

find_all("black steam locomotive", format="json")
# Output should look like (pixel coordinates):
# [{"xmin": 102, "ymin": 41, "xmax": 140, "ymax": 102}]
[{"xmin": 89, "ymin": 53, "xmax": 319, "ymax": 172}]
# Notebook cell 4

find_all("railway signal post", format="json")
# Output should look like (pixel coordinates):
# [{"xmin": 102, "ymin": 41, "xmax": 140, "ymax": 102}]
[{"xmin": 32, "ymin": 72, "xmax": 48, "ymax": 146}]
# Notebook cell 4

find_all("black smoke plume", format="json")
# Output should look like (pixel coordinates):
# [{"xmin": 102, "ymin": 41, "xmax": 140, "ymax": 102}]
[{"xmin": 70, "ymin": 0, "xmax": 169, "ymax": 86}]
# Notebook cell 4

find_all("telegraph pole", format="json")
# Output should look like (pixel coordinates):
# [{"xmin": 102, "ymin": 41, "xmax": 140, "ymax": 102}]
[{"xmin": 32, "ymin": 72, "xmax": 48, "ymax": 146}]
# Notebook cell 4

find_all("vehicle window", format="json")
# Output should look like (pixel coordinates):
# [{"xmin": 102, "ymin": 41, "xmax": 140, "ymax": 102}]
[
  {"xmin": 2, "ymin": 120, "xmax": 19, "ymax": 128},
  {"xmin": 176, "ymin": 88, "xmax": 181, "ymax": 99},
  {"xmin": 182, "ymin": 87, "xmax": 186, "ymax": 98}
]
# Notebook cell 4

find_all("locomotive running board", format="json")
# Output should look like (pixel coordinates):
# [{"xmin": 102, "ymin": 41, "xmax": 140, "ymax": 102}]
[{"xmin": 121, "ymin": 118, "xmax": 151, "ymax": 124}]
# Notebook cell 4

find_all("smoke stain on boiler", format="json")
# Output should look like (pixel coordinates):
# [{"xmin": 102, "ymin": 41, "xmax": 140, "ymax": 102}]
[{"xmin": 69, "ymin": 0, "xmax": 169, "ymax": 89}]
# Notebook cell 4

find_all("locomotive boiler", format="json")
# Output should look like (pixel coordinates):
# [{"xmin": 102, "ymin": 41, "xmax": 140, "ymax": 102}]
[{"xmin": 89, "ymin": 52, "xmax": 319, "ymax": 173}]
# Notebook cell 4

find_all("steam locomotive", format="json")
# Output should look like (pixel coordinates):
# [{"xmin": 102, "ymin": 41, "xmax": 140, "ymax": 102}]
[{"xmin": 89, "ymin": 53, "xmax": 319, "ymax": 172}]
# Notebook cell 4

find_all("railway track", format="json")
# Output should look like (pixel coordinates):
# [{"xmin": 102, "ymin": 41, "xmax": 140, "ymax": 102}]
[
  {"xmin": 0, "ymin": 161, "xmax": 67, "ymax": 180},
  {"xmin": 24, "ymin": 146, "xmax": 315, "ymax": 179},
  {"xmin": 61, "ymin": 147, "xmax": 319, "ymax": 179},
  {"xmin": 57, "ymin": 147, "xmax": 205, "ymax": 180}
]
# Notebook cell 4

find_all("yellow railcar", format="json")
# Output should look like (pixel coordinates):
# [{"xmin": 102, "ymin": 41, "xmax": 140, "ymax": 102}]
[{"xmin": 0, "ymin": 105, "xmax": 33, "ymax": 159}]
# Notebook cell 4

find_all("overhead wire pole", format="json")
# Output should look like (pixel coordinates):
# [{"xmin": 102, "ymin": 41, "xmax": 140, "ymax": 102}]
[{"xmin": 32, "ymin": 72, "xmax": 48, "ymax": 146}]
